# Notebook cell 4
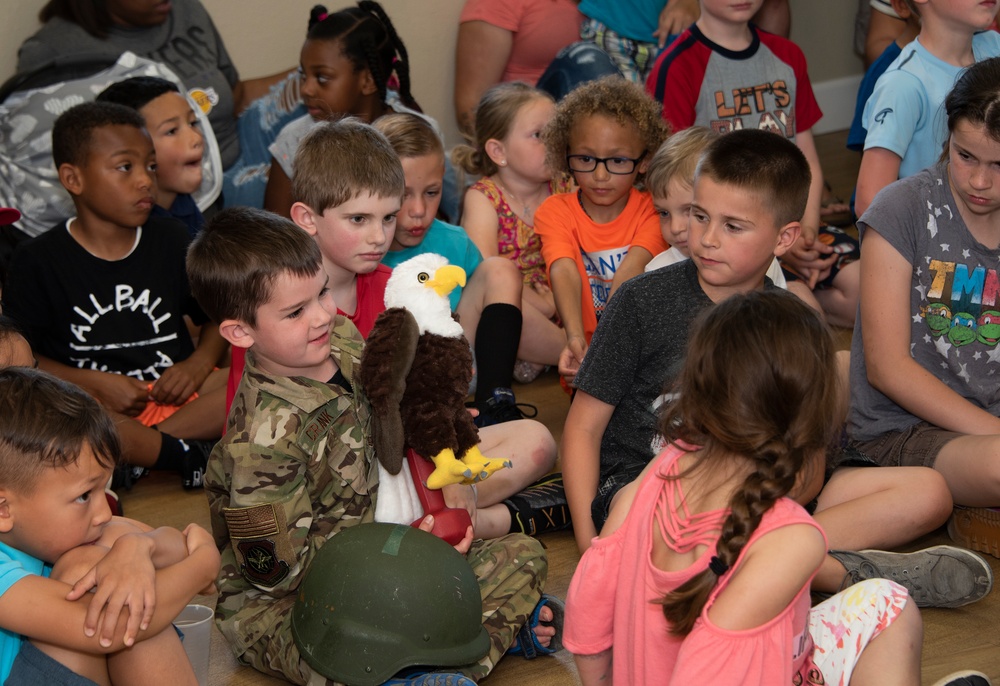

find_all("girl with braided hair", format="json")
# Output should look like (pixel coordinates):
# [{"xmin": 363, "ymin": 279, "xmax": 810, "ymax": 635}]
[
  {"xmin": 264, "ymin": 1, "xmax": 433, "ymax": 216},
  {"xmin": 563, "ymin": 290, "xmax": 956, "ymax": 686}
]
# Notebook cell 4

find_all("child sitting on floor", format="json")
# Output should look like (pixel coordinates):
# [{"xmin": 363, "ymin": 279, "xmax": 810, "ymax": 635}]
[
  {"xmin": 229, "ymin": 118, "xmax": 564, "ymax": 539},
  {"xmin": 0, "ymin": 366, "xmax": 220, "ymax": 685},
  {"xmin": 534, "ymin": 76, "xmax": 669, "ymax": 385},
  {"xmin": 456, "ymin": 82, "xmax": 570, "ymax": 383},
  {"xmin": 563, "ymin": 128, "xmax": 991, "ymax": 610},
  {"xmin": 851, "ymin": 56, "xmax": 1000, "ymax": 559},
  {"xmin": 565, "ymin": 290, "xmax": 989, "ymax": 686},
  {"xmin": 1, "ymin": 102, "xmax": 228, "ymax": 488},
  {"xmin": 187, "ymin": 206, "xmax": 562, "ymax": 685}
]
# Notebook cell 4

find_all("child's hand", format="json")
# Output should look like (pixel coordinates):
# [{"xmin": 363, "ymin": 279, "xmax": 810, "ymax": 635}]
[
  {"xmin": 151, "ymin": 358, "xmax": 210, "ymax": 406},
  {"xmin": 782, "ymin": 235, "xmax": 837, "ymax": 290},
  {"xmin": 91, "ymin": 372, "xmax": 149, "ymax": 416},
  {"xmin": 654, "ymin": 0, "xmax": 698, "ymax": 47},
  {"xmin": 531, "ymin": 282, "xmax": 553, "ymax": 298},
  {"xmin": 66, "ymin": 533, "xmax": 156, "ymax": 648},
  {"xmin": 419, "ymin": 515, "xmax": 474, "ymax": 556},
  {"xmin": 558, "ymin": 336, "xmax": 588, "ymax": 386},
  {"xmin": 442, "ymin": 483, "xmax": 478, "ymax": 534}
]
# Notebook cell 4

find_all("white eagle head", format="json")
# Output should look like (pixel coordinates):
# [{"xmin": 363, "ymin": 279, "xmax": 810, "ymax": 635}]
[{"xmin": 384, "ymin": 253, "xmax": 466, "ymax": 337}]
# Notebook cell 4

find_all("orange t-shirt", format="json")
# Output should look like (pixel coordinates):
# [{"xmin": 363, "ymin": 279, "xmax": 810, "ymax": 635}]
[{"xmin": 534, "ymin": 188, "xmax": 665, "ymax": 340}]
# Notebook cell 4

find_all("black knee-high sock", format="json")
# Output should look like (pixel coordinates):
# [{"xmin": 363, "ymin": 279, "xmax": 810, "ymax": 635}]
[{"xmin": 474, "ymin": 303, "xmax": 521, "ymax": 404}]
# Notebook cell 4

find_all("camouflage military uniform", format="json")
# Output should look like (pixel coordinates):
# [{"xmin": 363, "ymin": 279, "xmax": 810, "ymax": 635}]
[{"xmin": 207, "ymin": 315, "xmax": 547, "ymax": 685}]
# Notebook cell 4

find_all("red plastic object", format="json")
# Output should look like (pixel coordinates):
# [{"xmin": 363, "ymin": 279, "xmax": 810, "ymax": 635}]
[{"xmin": 407, "ymin": 448, "xmax": 473, "ymax": 546}]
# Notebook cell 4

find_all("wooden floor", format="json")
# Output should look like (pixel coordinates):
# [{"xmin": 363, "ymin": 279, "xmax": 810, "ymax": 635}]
[{"xmin": 121, "ymin": 131, "xmax": 1000, "ymax": 685}]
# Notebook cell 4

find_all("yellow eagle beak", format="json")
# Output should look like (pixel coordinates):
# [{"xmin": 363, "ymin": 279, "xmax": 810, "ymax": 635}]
[{"xmin": 428, "ymin": 265, "xmax": 467, "ymax": 297}]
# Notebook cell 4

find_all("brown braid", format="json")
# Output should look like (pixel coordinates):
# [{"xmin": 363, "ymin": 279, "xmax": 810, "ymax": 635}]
[{"xmin": 657, "ymin": 290, "xmax": 839, "ymax": 635}]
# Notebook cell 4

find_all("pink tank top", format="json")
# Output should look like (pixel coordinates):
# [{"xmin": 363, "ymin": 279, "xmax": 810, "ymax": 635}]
[{"xmin": 564, "ymin": 443, "xmax": 826, "ymax": 685}]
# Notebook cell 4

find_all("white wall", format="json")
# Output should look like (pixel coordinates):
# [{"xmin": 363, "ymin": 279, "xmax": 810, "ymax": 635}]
[{"xmin": 0, "ymin": 0, "xmax": 863, "ymax": 143}]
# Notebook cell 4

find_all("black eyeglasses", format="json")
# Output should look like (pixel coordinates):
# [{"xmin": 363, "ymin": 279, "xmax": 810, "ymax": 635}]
[{"xmin": 566, "ymin": 151, "xmax": 647, "ymax": 175}]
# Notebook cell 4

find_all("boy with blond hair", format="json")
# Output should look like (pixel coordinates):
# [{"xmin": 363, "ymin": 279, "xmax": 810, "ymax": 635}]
[
  {"xmin": 645, "ymin": 0, "xmax": 859, "ymax": 327},
  {"xmin": 563, "ymin": 128, "xmax": 992, "ymax": 609},
  {"xmin": 855, "ymin": 0, "xmax": 1000, "ymax": 217},
  {"xmin": 188, "ymin": 207, "xmax": 558, "ymax": 685},
  {"xmin": 0, "ymin": 367, "xmax": 219, "ymax": 684}
]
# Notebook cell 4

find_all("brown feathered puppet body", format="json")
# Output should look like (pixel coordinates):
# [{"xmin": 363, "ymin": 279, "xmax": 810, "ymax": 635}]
[{"xmin": 357, "ymin": 253, "xmax": 509, "ymax": 496}]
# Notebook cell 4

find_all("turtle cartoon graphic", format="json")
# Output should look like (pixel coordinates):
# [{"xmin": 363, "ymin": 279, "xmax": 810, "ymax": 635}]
[
  {"xmin": 948, "ymin": 312, "xmax": 978, "ymax": 346},
  {"xmin": 977, "ymin": 310, "xmax": 1000, "ymax": 346},
  {"xmin": 921, "ymin": 302, "xmax": 953, "ymax": 337}
]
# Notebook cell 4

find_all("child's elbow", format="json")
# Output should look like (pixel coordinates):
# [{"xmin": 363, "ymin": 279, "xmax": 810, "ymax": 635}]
[{"xmin": 864, "ymin": 353, "xmax": 896, "ymax": 395}]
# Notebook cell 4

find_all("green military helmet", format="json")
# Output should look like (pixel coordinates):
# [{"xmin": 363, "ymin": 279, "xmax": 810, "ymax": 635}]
[{"xmin": 291, "ymin": 523, "xmax": 489, "ymax": 686}]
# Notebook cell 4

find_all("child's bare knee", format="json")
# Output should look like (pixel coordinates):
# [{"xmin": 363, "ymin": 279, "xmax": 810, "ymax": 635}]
[
  {"xmin": 524, "ymin": 420, "xmax": 557, "ymax": 472},
  {"xmin": 913, "ymin": 467, "xmax": 953, "ymax": 523},
  {"xmin": 894, "ymin": 594, "xmax": 923, "ymax": 638},
  {"xmin": 477, "ymin": 257, "xmax": 522, "ymax": 294}
]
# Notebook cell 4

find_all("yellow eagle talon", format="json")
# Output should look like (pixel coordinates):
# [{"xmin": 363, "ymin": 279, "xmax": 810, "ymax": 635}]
[
  {"xmin": 458, "ymin": 447, "xmax": 511, "ymax": 483},
  {"xmin": 426, "ymin": 448, "xmax": 475, "ymax": 490}
]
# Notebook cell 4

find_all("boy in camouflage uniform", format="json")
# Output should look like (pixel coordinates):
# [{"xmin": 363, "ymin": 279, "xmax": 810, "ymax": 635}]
[{"xmin": 187, "ymin": 206, "xmax": 551, "ymax": 685}]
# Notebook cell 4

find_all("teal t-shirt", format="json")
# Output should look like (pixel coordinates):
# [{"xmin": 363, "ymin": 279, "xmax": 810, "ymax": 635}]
[
  {"xmin": 382, "ymin": 219, "xmax": 484, "ymax": 311},
  {"xmin": 579, "ymin": 0, "xmax": 664, "ymax": 44},
  {"xmin": 0, "ymin": 541, "xmax": 49, "ymax": 681}
]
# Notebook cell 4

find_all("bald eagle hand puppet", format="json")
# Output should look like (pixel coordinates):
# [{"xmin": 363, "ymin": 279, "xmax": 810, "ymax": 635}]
[{"xmin": 358, "ymin": 253, "xmax": 510, "ymax": 492}]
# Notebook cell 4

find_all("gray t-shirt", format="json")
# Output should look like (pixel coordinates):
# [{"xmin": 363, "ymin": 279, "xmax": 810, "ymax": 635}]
[
  {"xmin": 849, "ymin": 162, "xmax": 1000, "ymax": 442},
  {"xmin": 17, "ymin": 0, "xmax": 240, "ymax": 168},
  {"xmin": 575, "ymin": 260, "xmax": 713, "ymax": 485}
]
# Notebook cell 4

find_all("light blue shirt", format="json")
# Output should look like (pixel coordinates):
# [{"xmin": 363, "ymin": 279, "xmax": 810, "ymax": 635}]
[
  {"xmin": 382, "ymin": 219, "xmax": 483, "ymax": 311},
  {"xmin": 863, "ymin": 31, "xmax": 1000, "ymax": 179},
  {"xmin": 0, "ymin": 541, "xmax": 49, "ymax": 681}
]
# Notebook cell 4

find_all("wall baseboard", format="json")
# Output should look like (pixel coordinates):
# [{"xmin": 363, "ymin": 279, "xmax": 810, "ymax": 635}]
[{"xmin": 812, "ymin": 74, "xmax": 863, "ymax": 135}]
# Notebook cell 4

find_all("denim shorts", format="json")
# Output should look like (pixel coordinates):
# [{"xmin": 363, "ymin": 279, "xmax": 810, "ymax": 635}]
[
  {"xmin": 6, "ymin": 642, "xmax": 99, "ymax": 686},
  {"xmin": 591, "ymin": 466, "xmax": 644, "ymax": 531}
]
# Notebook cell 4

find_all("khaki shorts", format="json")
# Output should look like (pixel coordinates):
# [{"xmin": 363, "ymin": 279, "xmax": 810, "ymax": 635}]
[{"xmin": 850, "ymin": 422, "xmax": 962, "ymax": 468}]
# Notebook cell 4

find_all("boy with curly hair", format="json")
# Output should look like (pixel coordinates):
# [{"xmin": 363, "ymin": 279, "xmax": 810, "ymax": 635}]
[{"xmin": 535, "ymin": 76, "xmax": 669, "ymax": 384}]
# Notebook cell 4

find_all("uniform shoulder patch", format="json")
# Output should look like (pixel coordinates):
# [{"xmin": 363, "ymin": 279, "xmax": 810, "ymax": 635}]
[{"xmin": 223, "ymin": 503, "xmax": 295, "ymax": 586}]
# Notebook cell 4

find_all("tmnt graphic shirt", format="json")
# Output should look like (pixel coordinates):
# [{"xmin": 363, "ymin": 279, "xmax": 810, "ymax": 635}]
[{"xmin": 849, "ymin": 162, "xmax": 1000, "ymax": 442}]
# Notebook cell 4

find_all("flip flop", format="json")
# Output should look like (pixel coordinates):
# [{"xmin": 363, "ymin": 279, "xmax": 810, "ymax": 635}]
[{"xmin": 507, "ymin": 594, "xmax": 565, "ymax": 659}]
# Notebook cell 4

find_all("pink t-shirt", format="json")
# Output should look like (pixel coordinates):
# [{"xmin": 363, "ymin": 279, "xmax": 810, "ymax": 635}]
[
  {"xmin": 459, "ymin": 0, "xmax": 583, "ymax": 85},
  {"xmin": 564, "ymin": 443, "xmax": 826, "ymax": 685}
]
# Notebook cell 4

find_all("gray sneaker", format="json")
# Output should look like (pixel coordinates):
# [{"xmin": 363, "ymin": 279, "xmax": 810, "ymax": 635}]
[
  {"xmin": 828, "ymin": 545, "xmax": 993, "ymax": 608},
  {"xmin": 931, "ymin": 670, "xmax": 992, "ymax": 686}
]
